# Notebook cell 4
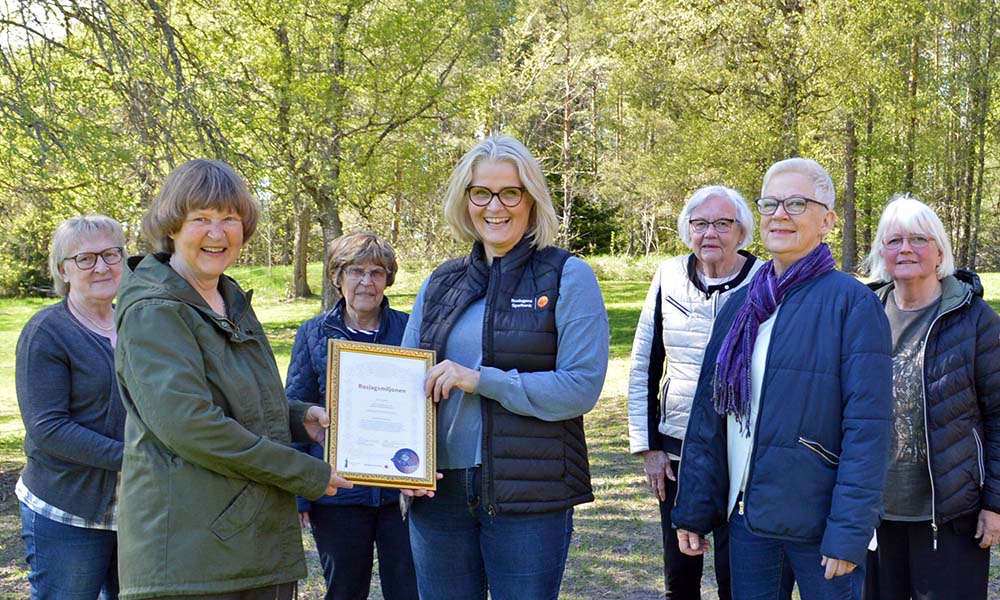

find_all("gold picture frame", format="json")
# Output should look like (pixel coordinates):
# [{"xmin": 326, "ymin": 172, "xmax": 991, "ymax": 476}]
[{"xmin": 326, "ymin": 339, "xmax": 436, "ymax": 490}]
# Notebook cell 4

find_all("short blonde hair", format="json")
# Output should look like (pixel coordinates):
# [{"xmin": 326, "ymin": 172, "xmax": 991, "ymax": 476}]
[
  {"xmin": 761, "ymin": 158, "xmax": 836, "ymax": 210},
  {"xmin": 143, "ymin": 159, "xmax": 259, "ymax": 253},
  {"xmin": 326, "ymin": 232, "xmax": 398, "ymax": 291},
  {"xmin": 863, "ymin": 193, "xmax": 955, "ymax": 282},
  {"xmin": 442, "ymin": 135, "xmax": 559, "ymax": 249},
  {"xmin": 49, "ymin": 215, "xmax": 127, "ymax": 297}
]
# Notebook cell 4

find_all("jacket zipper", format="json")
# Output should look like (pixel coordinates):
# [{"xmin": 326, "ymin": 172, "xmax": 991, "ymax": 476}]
[
  {"xmin": 797, "ymin": 437, "xmax": 841, "ymax": 465},
  {"xmin": 672, "ymin": 287, "xmax": 738, "ymax": 527},
  {"xmin": 482, "ymin": 256, "xmax": 503, "ymax": 516},
  {"xmin": 916, "ymin": 287, "xmax": 971, "ymax": 551},
  {"xmin": 973, "ymin": 429, "xmax": 985, "ymax": 487},
  {"xmin": 735, "ymin": 304, "xmax": 781, "ymax": 530},
  {"xmin": 665, "ymin": 295, "xmax": 691, "ymax": 317}
]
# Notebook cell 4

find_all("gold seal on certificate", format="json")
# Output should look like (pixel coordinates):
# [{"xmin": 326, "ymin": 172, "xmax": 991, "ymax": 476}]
[{"xmin": 325, "ymin": 340, "xmax": 436, "ymax": 490}]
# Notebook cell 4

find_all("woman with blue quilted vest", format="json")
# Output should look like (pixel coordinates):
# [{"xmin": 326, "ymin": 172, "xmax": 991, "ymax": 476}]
[
  {"xmin": 400, "ymin": 135, "xmax": 609, "ymax": 600},
  {"xmin": 285, "ymin": 231, "xmax": 415, "ymax": 600},
  {"xmin": 862, "ymin": 195, "xmax": 1000, "ymax": 600},
  {"xmin": 673, "ymin": 158, "xmax": 893, "ymax": 600}
]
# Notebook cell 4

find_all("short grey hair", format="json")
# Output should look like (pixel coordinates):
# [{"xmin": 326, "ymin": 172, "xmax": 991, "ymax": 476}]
[
  {"xmin": 443, "ymin": 135, "xmax": 559, "ymax": 249},
  {"xmin": 49, "ymin": 214, "xmax": 127, "ymax": 297},
  {"xmin": 761, "ymin": 157, "xmax": 835, "ymax": 210},
  {"xmin": 326, "ymin": 231, "xmax": 398, "ymax": 291},
  {"xmin": 863, "ymin": 193, "xmax": 955, "ymax": 282},
  {"xmin": 676, "ymin": 185, "xmax": 755, "ymax": 251}
]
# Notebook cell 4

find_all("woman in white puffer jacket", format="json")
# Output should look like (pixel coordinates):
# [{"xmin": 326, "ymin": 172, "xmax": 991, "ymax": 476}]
[{"xmin": 627, "ymin": 185, "xmax": 762, "ymax": 600}]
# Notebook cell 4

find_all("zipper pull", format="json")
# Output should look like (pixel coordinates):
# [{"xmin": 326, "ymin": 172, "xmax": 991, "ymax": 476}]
[
  {"xmin": 931, "ymin": 522, "xmax": 938, "ymax": 551},
  {"xmin": 487, "ymin": 505, "xmax": 497, "ymax": 517},
  {"xmin": 738, "ymin": 500, "xmax": 744, "ymax": 515}
]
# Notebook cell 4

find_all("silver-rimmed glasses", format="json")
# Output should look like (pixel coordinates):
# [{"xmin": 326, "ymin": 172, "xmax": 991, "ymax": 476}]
[
  {"xmin": 882, "ymin": 235, "xmax": 934, "ymax": 250},
  {"xmin": 343, "ymin": 265, "xmax": 388, "ymax": 284}
]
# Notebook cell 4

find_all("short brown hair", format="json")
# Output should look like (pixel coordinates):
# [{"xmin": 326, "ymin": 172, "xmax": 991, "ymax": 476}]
[
  {"xmin": 142, "ymin": 159, "xmax": 259, "ymax": 253},
  {"xmin": 326, "ymin": 232, "xmax": 398, "ymax": 290}
]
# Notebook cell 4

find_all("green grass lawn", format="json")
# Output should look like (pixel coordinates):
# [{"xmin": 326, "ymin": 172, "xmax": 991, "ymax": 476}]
[{"xmin": 0, "ymin": 262, "xmax": 998, "ymax": 598}]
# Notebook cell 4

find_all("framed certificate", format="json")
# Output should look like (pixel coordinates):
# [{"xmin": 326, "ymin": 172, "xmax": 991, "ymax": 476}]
[{"xmin": 326, "ymin": 340, "xmax": 436, "ymax": 490}]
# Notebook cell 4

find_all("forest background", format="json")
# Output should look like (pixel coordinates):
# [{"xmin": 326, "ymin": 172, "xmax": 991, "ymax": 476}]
[
  {"xmin": 3, "ymin": 1, "xmax": 1000, "ymax": 596},
  {"xmin": 3, "ymin": 0, "xmax": 1000, "ymax": 304}
]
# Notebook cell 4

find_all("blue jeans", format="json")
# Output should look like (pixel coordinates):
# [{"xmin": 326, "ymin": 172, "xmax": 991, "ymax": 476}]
[
  {"xmin": 20, "ymin": 502, "xmax": 118, "ymax": 600},
  {"xmin": 408, "ymin": 467, "xmax": 574, "ymax": 600},
  {"xmin": 308, "ymin": 502, "xmax": 417, "ymax": 600},
  {"xmin": 729, "ymin": 511, "xmax": 862, "ymax": 600}
]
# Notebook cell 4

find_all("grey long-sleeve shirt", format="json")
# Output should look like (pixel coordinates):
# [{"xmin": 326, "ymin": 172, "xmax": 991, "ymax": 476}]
[{"xmin": 402, "ymin": 256, "xmax": 610, "ymax": 468}]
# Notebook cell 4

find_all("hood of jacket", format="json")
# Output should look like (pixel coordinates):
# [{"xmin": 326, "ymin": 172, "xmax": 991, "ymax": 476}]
[
  {"xmin": 869, "ymin": 268, "xmax": 980, "ymax": 314},
  {"xmin": 117, "ymin": 253, "xmax": 253, "ymax": 333}
]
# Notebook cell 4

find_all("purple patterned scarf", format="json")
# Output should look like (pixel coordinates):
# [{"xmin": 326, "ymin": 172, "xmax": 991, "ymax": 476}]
[{"xmin": 713, "ymin": 242, "xmax": 836, "ymax": 435}]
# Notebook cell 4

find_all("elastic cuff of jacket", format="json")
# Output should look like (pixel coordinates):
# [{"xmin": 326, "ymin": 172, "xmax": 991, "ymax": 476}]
[
  {"xmin": 671, "ymin": 521, "xmax": 707, "ymax": 536},
  {"xmin": 982, "ymin": 502, "xmax": 1000, "ymax": 514}
]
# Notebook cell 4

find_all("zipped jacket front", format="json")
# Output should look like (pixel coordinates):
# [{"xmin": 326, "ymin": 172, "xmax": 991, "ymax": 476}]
[{"xmin": 673, "ymin": 270, "xmax": 893, "ymax": 567}]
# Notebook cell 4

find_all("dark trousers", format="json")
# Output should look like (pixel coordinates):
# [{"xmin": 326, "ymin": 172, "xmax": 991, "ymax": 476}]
[
  {"xmin": 659, "ymin": 460, "xmax": 732, "ymax": 600},
  {"xmin": 310, "ymin": 502, "xmax": 418, "ymax": 600},
  {"xmin": 868, "ymin": 515, "xmax": 990, "ymax": 600}
]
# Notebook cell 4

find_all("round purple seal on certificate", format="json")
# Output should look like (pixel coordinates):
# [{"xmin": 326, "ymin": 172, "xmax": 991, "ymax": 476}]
[{"xmin": 391, "ymin": 448, "xmax": 420, "ymax": 474}]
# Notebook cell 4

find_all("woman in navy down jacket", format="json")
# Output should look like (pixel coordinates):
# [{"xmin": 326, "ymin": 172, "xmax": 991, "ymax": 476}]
[
  {"xmin": 863, "ymin": 195, "xmax": 1000, "ymax": 600},
  {"xmin": 673, "ymin": 158, "xmax": 893, "ymax": 600},
  {"xmin": 285, "ymin": 232, "xmax": 415, "ymax": 600}
]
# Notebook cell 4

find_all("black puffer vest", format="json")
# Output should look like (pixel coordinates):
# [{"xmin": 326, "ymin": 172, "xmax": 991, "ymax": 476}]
[{"xmin": 420, "ymin": 239, "xmax": 594, "ymax": 514}]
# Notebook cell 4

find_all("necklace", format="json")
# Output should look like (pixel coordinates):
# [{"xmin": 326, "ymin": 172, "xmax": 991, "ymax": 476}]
[{"xmin": 68, "ymin": 296, "xmax": 115, "ymax": 333}]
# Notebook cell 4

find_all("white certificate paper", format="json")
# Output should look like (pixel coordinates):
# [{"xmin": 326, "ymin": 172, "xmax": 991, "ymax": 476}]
[{"xmin": 326, "ymin": 340, "xmax": 436, "ymax": 489}]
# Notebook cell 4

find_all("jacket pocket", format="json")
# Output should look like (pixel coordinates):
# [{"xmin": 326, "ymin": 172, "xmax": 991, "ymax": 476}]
[
  {"xmin": 797, "ymin": 437, "xmax": 840, "ymax": 466},
  {"xmin": 209, "ymin": 481, "xmax": 267, "ymax": 541},
  {"xmin": 973, "ymin": 429, "xmax": 985, "ymax": 487},
  {"xmin": 664, "ymin": 295, "xmax": 690, "ymax": 317},
  {"xmin": 659, "ymin": 377, "xmax": 671, "ymax": 425}
]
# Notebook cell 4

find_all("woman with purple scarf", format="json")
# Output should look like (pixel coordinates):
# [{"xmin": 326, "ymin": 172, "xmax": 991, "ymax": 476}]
[{"xmin": 671, "ymin": 158, "xmax": 894, "ymax": 600}]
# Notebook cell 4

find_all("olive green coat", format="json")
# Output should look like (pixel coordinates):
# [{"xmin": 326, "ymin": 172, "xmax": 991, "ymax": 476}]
[{"xmin": 114, "ymin": 254, "xmax": 330, "ymax": 599}]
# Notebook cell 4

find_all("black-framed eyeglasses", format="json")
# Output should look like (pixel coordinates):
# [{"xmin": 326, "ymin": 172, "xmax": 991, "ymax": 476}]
[
  {"xmin": 466, "ymin": 186, "xmax": 526, "ymax": 207},
  {"xmin": 755, "ymin": 196, "xmax": 828, "ymax": 215},
  {"xmin": 63, "ymin": 247, "xmax": 123, "ymax": 270},
  {"xmin": 689, "ymin": 218, "xmax": 736, "ymax": 233},
  {"xmin": 883, "ymin": 235, "xmax": 934, "ymax": 250}
]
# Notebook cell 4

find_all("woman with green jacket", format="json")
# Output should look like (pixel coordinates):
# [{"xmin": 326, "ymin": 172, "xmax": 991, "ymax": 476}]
[{"xmin": 114, "ymin": 159, "xmax": 352, "ymax": 599}]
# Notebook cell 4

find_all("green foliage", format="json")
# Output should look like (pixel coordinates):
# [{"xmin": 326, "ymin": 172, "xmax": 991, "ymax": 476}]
[{"xmin": 3, "ymin": 0, "xmax": 1000, "ymax": 298}]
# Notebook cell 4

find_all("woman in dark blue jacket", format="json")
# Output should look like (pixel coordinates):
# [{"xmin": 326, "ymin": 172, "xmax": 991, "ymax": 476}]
[
  {"xmin": 673, "ymin": 158, "xmax": 893, "ymax": 600},
  {"xmin": 285, "ymin": 232, "xmax": 414, "ymax": 600},
  {"xmin": 863, "ymin": 195, "xmax": 1000, "ymax": 600}
]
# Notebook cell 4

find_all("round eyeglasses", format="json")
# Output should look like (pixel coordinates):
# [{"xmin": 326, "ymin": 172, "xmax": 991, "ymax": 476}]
[
  {"xmin": 689, "ymin": 218, "xmax": 736, "ymax": 233},
  {"xmin": 883, "ymin": 235, "xmax": 934, "ymax": 250},
  {"xmin": 755, "ymin": 196, "xmax": 828, "ymax": 215},
  {"xmin": 466, "ymin": 186, "xmax": 525, "ymax": 207},
  {"xmin": 63, "ymin": 247, "xmax": 124, "ymax": 270}
]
